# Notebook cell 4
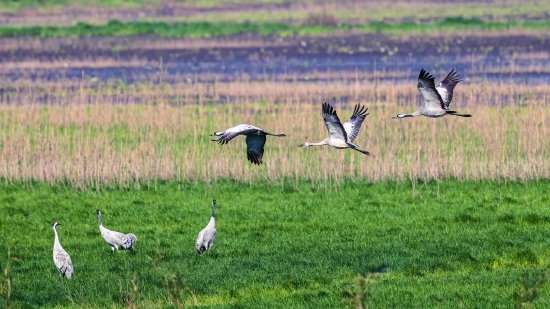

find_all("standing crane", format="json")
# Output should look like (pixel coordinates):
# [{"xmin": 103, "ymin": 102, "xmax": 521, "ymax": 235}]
[
  {"xmin": 300, "ymin": 102, "xmax": 370, "ymax": 155},
  {"xmin": 52, "ymin": 222, "xmax": 73, "ymax": 279},
  {"xmin": 393, "ymin": 68, "xmax": 472, "ymax": 119},
  {"xmin": 195, "ymin": 200, "xmax": 217, "ymax": 254},
  {"xmin": 95, "ymin": 210, "xmax": 138, "ymax": 252},
  {"xmin": 210, "ymin": 124, "xmax": 286, "ymax": 165}
]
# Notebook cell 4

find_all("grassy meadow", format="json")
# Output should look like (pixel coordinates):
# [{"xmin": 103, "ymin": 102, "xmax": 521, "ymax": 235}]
[
  {"xmin": 2, "ymin": 180, "xmax": 550, "ymax": 308},
  {"xmin": 2, "ymin": 17, "xmax": 550, "ymax": 38}
]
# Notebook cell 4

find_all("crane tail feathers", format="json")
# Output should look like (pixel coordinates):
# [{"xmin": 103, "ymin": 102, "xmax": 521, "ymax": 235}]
[{"xmin": 197, "ymin": 245, "xmax": 207, "ymax": 254}]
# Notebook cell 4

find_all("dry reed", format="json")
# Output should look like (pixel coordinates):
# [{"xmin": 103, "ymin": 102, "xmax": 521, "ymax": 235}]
[{"xmin": 0, "ymin": 74, "xmax": 547, "ymax": 189}]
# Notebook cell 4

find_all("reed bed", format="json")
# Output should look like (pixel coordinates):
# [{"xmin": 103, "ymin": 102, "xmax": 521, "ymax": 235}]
[{"xmin": 0, "ymin": 77, "xmax": 547, "ymax": 188}]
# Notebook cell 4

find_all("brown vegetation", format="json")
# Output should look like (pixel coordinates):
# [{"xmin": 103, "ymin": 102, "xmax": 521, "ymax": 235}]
[{"xmin": 0, "ymin": 73, "xmax": 547, "ymax": 188}]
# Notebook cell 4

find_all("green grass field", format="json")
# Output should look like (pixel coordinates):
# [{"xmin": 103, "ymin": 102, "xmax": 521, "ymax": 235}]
[
  {"xmin": 1, "ymin": 17, "xmax": 550, "ymax": 38},
  {"xmin": 2, "ymin": 179, "xmax": 550, "ymax": 308}
]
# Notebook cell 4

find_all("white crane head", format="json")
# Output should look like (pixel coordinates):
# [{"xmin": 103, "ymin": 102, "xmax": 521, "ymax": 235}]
[
  {"xmin": 52, "ymin": 221, "xmax": 62, "ymax": 228},
  {"xmin": 95, "ymin": 209, "xmax": 101, "ymax": 215}
]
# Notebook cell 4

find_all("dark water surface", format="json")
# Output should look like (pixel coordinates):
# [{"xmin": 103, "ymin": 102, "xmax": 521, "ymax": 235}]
[{"xmin": 1, "ymin": 33, "xmax": 550, "ymax": 85}]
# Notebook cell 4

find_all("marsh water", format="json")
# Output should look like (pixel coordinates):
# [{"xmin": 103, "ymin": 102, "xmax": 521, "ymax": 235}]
[{"xmin": 2, "ymin": 33, "xmax": 550, "ymax": 85}]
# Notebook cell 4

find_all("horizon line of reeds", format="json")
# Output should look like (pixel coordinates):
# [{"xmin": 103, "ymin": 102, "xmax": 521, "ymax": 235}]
[{"xmin": 0, "ymin": 78, "xmax": 547, "ymax": 189}]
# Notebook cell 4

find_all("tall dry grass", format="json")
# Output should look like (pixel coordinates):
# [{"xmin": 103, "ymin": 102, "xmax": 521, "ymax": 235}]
[{"xmin": 0, "ymin": 77, "xmax": 548, "ymax": 188}]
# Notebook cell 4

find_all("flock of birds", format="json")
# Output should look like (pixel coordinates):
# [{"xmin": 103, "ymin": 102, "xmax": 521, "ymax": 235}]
[
  {"xmin": 52, "ymin": 201, "xmax": 216, "ymax": 279},
  {"xmin": 211, "ymin": 68, "xmax": 471, "ymax": 165},
  {"xmin": 52, "ymin": 68, "xmax": 471, "ymax": 279}
]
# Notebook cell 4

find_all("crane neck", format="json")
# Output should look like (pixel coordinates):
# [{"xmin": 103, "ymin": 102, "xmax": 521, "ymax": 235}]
[
  {"xmin": 211, "ymin": 203, "xmax": 216, "ymax": 218},
  {"xmin": 97, "ymin": 213, "xmax": 102, "ymax": 226},
  {"xmin": 207, "ymin": 216, "xmax": 216, "ymax": 228},
  {"xmin": 396, "ymin": 113, "xmax": 414, "ymax": 118},
  {"xmin": 53, "ymin": 226, "xmax": 60, "ymax": 247},
  {"xmin": 304, "ymin": 139, "xmax": 328, "ymax": 147}
]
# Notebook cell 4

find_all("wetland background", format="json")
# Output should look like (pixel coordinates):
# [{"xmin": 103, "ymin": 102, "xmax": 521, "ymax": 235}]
[{"xmin": 1, "ymin": 0, "xmax": 550, "ymax": 187}]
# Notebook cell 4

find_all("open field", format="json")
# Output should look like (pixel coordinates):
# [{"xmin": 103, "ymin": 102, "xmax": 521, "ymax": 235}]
[{"xmin": 2, "ymin": 180, "xmax": 550, "ymax": 308}]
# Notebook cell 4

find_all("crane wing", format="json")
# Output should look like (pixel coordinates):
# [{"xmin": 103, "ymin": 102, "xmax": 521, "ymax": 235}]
[
  {"xmin": 417, "ymin": 69, "xmax": 445, "ymax": 110},
  {"xmin": 195, "ymin": 229, "xmax": 206, "ymax": 251},
  {"xmin": 214, "ymin": 124, "xmax": 262, "ymax": 145},
  {"xmin": 203, "ymin": 229, "xmax": 216, "ymax": 249},
  {"xmin": 195, "ymin": 228, "xmax": 216, "ymax": 253},
  {"xmin": 54, "ymin": 251, "xmax": 72, "ymax": 268},
  {"xmin": 102, "ymin": 227, "xmax": 131, "ymax": 248},
  {"xmin": 245, "ymin": 134, "xmax": 266, "ymax": 165},
  {"xmin": 216, "ymin": 129, "xmax": 258, "ymax": 145},
  {"xmin": 113, "ymin": 231, "xmax": 128, "ymax": 245},
  {"xmin": 436, "ymin": 68, "xmax": 462, "ymax": 109},
  {"xmin": 55, "ymin": 251, "xmax": 73, "ymax": 278},
  {"xmin": 342, "ymin": 104, "xmax": 369, "ymax": 143},
  {"xmin": 322, "ymin": 102, "xmax": 348, "ymax": 142}
]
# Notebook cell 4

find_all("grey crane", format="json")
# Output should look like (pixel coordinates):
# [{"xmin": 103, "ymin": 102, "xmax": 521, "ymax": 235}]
[
  {"xmin": 393, "ymin": 68, "xmax": 472, "ymax": 119},
  {"xmin": 52, "ymin": 222, "xmax": 73, "ymax": 279},
  {"xmin": 210, "ymin": 124, "xmax": 286, "ymax": 165},
  {"xmin": 299, "ymin": 102, "xmax": 370, "ymax": 155},
  {"xmin": 195, "ymin": 200, "xmax": 217, "ymax": 254},
  {"xmin": 95, "ymin": 210, "xmax": 138, "ymax": 252}
]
